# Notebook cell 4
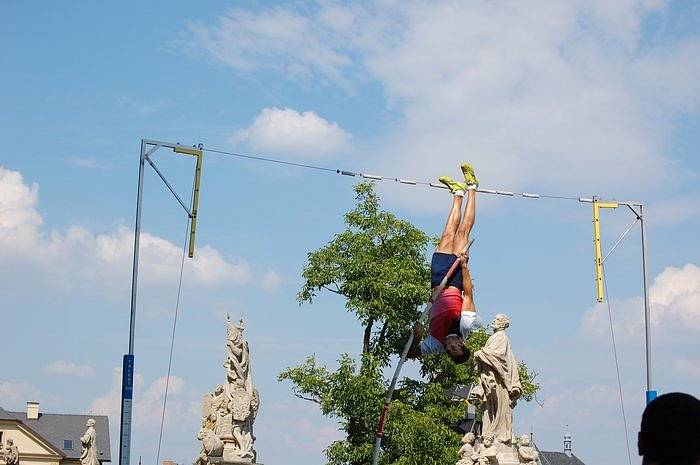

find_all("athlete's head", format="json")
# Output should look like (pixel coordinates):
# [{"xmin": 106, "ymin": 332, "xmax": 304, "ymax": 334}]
[
  {"xmin": 444, "ymin": 334, "xmax": 470, "ymax": 363},
  {"xmin": 638, "ymin": 392, "xmax": 700, "ymax": 465}
]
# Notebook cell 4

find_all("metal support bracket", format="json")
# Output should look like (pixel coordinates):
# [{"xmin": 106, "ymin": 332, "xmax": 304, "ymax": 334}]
[{"xmin": 593, "ymin": 198, "xmax": 619, "ymax": 302}]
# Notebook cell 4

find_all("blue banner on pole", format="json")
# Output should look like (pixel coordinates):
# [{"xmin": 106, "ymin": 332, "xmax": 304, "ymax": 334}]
[
  {"xmin": 119, "ymin": 354, "xmax": 135, "ymax": 465},
  {"xmin": 646, "ymin": 390, "xmax": 657, "ymax": 405},
  {"xmin": 122, "ymin": 354, "xmax": 134, "ymax": 399}
]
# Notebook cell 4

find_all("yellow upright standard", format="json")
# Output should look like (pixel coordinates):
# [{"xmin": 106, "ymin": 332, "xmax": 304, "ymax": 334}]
[
  {"xmin": 174, "ymin": 145, "xmax": 204, "ymax": 258},
  {"xmin": 593, "ymin": 199, "xmax": 619, "ymax": 302}
]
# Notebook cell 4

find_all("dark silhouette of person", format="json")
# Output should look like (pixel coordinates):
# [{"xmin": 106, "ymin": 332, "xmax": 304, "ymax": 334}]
[{"xmin": 638, "ymin": 392, "xmax": 700, "ymax": 465}]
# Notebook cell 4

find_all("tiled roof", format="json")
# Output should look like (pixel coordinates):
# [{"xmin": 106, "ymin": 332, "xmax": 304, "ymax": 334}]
[
  {"xmin": 0, "ymin": 407, "xmax": 111, "ymax": 462},
  {"xmin": 538, "ymin": 450, "xmax": 587, "ymax": 465}
]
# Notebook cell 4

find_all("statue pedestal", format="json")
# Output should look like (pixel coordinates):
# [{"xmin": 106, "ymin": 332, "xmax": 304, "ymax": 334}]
[
  {"xmin": 219, "ymin": 462, "xmax": 263, "ymax": 465},
  {"xmin": 494, "ymin": 442, "xmax": 520, "ymax": 465},
  {"xmin": 219, "ymin": 438, "xmax": 258, "ymax": 465}
]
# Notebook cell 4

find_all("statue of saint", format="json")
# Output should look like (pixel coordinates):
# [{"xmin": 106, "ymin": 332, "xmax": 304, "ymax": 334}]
[
  {"xmin": 469, "ymin": 313, "xmax": 522, "ymax": 443},
  {"xmin": 80, "ymin": 419, "xmax": 100, "ymax": 465},
  {"xmin": 4, "ymin": 438, "xmax": 19, "ymax": 465}
]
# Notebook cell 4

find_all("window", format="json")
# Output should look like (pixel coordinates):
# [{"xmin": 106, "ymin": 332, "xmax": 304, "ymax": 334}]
[{"xmin": 64, "ymin": 439, "xmax": 73, "ymax": 450}]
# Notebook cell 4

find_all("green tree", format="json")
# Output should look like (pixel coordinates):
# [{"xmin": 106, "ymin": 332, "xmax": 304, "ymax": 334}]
[{"xmin": 279, "ymin": 182, "xmax": 539, "ymax": 465}]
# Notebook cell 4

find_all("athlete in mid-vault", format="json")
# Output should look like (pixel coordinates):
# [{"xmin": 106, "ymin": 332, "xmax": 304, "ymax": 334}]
[{"xmin": 408, "ymin": 163, "xmax": 483, "ymax": 363}]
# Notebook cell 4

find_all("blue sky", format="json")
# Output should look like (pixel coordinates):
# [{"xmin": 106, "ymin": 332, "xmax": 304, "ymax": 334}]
[{"xmin": 1, "ymin": 1, "xmax": 699, "ymax": 465}]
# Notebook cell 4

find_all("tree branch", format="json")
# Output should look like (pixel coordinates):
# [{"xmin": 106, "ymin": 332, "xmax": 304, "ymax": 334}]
[
  {"xmin": 376, "ymin": 320, "xmax": 389, "ymax": 350},
  {"xmin": 363, "ymin": 318, "xmax": 374, "ymax": 354},
  {"xmin": 292, "ymin": 393, "xmax": 321, "ymax": 404},
  {"xmin": 322, "ymin": 285, "xmax": 342, "ymax": 295}
]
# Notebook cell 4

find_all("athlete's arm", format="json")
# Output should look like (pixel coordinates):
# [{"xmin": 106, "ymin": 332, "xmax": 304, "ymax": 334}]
[{"xmin": 460, "ymin": 253, "xmax": 476, "ymax": 312}]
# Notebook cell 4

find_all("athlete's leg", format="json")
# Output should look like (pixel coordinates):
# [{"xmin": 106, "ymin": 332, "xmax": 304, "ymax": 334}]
[
  {"xmin": 436, "ymin": 177, "xmax": 466, "ymax": 254},
  {"xmin": 436, "ymin": 194, "xmax": 463, "ymax": 254},
  {"xmin": 452, "ymin": 188, "xmax": 476, "ymax": 254}
]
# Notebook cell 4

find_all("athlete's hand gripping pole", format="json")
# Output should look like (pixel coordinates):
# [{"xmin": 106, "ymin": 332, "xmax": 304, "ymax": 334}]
[{"xmin": 370, "ymin": 238, "xmax": 474, "ymax": 465}]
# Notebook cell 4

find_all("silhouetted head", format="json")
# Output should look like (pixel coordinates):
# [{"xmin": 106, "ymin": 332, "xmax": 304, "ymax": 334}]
[
  {"xmin": 444, "ymin": 334, "xmax": 470, "ymax": 364},
  {"xmin": 638, "ymin": 392, "xmax": 700, "ymax": 465}
]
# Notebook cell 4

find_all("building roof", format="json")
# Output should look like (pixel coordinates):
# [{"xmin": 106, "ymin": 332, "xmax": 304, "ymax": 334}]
[
  {"xmin": 0, "ymin": 407, "xmax": 111, "ymax": 462},
  {"xmin": 538, "ymin": 451, "xmax": 587, "ymax": 465}
]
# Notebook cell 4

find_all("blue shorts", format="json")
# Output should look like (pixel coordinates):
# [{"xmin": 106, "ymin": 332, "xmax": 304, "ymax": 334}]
[{"xmin": 431, "ymin": 252, "xmax": 464, "ymax": 291}]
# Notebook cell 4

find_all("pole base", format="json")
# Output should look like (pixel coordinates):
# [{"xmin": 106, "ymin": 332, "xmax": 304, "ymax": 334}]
[{"xmin": 646, "ymin": 390, "xmax": 658, "ymax": 405}]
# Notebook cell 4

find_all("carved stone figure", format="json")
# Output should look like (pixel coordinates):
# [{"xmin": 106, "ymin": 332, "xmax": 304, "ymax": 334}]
[
  {"xmin": 472, "ymin": 435, "xmax": 497, "ymax": 465},
  {"xmin": 194, "ymin": 429, "xmax": 224, "ymax": 465},
  {"xmin": 469, "ymin": 313, "xmax": 522, "ymax": 444},
  {"xmin": 4, "ymin": 439, "xmax": 19, "ymax": 465},
  {"xmin": 517, "ymin": 435, "xmax": 539, "ymax": 464},
  {"xmin": 80, "ymin": 419, "xmax": 100, "ymax": 465},
  {"xmin": 195, "ymin": 315, "xmax": 260, "ymax": 464},
  {"xmin": 456, "ymin": 432, "xmax": 476, "ymax": 465}
]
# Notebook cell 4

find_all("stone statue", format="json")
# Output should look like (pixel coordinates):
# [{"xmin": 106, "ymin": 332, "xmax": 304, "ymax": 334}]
[
  {"xmin": 194, "ymin": 429, "xmax": 224, "ymax": 465},
  {"xmin": 196, "ymin": 315, "xmax": 260, "ymax": 464},
  {"xmin": 469, "ymin": 313, "xmax": 522, "ymax": 444},
  {"xmin": 4, "ymin": 439, "xmax": 19, "ymax": 465},
  {"xmin": 80, "ymin": 419, "xmax": 99, "ymax": 465},
  {"xmin": 517, "ymin": 435, "xmax": 539, "ymax": 464},
  {"xmin": 472, "ymin": 435, "xmax": 497, "ymax": 465},
  {"xmin": 456, "ymin": 432, "xmax": 476, "ymax": 465}
]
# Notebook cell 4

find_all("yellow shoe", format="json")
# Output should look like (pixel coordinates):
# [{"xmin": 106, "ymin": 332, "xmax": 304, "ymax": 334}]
[
  {"xmin": 460, "ymin": 163, "xmax": 479, "ymax": 188},
  {"xmin": 438, "ymin": 176, "xmax": 466, "ymax": 194}
]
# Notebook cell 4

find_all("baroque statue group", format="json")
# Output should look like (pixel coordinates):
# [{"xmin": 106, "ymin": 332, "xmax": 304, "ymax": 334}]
[
  {"xmin": 458, "ymin": 313, "xmax": 540, "ymax": 465},
  {"xmin": 188, "ymin": 312, "xmax": 533, "ymax": 464},
  {"xmin": 195, "ymin": 316, "xmax": 260, "ymax": 465}
]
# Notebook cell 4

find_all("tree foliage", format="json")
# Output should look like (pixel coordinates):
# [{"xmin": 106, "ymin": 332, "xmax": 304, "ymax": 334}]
[{"xmin": 279, "ymin": 182, "xmax": 540, "ymax": 465}]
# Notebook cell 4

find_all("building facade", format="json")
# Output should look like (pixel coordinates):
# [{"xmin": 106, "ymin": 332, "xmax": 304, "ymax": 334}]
[{"xmin": 0, "ymin": 402, "xmax": 110, "ymax": 465}]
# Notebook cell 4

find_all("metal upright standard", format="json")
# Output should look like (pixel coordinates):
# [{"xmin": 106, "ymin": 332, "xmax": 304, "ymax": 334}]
[
  {"xmin": 119, "ymin": 139, "xmax": 203, "ymax": 465},
  {"xmin": 639, "ymin": 204, "xmax": 655, "ymax": 404},
  {"xmin": 588, "ymin": 198, "xmax": 656, "ymax": 404}
]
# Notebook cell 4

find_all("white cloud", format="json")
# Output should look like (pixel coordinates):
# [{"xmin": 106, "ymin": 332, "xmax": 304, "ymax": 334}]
[
  {"xmin": 580, "ymin": 263, "xmax": 700, "ymax": 340},
  {"xmin": 0, "ymin": 380, "xmax": 40, "ymax": 404},
  {"xmin": 0, "ymin": 167, "xmax": 42, "ymax": 233},
  {"xmin": 185, "ymin": 1, "xmax": 700, "ymax": 210},
  {"xmin": 647, "ymin": 196, "xmax": 700, "ymax": 227},
  {"xmin": 260, "ymin": 270, "xmax": 282, "ymax": 292},
  {"xmin": 43, "ymin": 361, "xmax": 96, "ymax": 377},
  {"xmin": 0, "ymin": 166, "xmax": 253, "ymax": 296},
  {"xmin": 62, "ymin": 157, "xmax": 109, "ymax": 170},
  {"xmin": 649, "ymin": 264, "xmax": 700, "ymax": 328},
  {"xmin": 114, "ymin": 96, "xmax": 166, "ymax": 116},
  {"xmin": 184, "ymin": 7, "xmax": 358, "ymax": 86},
  {"xmin": 90, "ymin": 368, "xmax": 196, "ymax": 430},
  {"xmin": 672, "ymin": 358, "xmax": 700, "ymax": 377},
  {"xmin": 231, "ymin": 107, "xmax": 350, "ymax": 158},
  {"xmin": 579, "ymin": 295, "xmax": 645, "ymax": 343}
]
